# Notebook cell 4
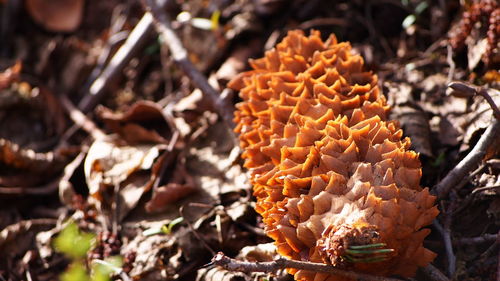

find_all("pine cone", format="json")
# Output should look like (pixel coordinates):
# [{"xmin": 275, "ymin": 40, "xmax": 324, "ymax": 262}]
[{"xmin": 228, "ymin": 30, "xmax": 439, "ymax": 280}]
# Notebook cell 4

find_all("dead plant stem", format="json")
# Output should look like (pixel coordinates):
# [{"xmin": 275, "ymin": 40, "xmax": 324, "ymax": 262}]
[
  {"xmin": 435, "ymin": 118, "xmax": 500, "ymax": 199},
  {"xmin": 211, "ymin": 252, "xmax": 403, "ymax": 281},
  {"xmin": 144, "ymin": 0, "xmax": 235, "ymax": 129}
]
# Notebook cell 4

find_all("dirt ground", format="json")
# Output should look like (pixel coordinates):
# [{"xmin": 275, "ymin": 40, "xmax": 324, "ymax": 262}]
[{"xmin": 0, "ymin": 0, "xmax": 499, "ymax": 280}]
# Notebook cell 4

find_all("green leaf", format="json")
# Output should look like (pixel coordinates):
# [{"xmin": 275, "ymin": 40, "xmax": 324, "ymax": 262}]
[
  {"xmin": 61, "ymin": 262, "xmax": 91, "ymax": 281},
  {"xmin": 54, "ymin": 222, "xmax": 95, "ymax": 259},
  {"xmin": 210, "ymin": 10, "xmax": 221, "ymax": 30},
  {"xmin": 162, "ymin": 217, "xmax": 184, "ymax": 234},
  {"xmin": 91, "ymin": 256, "xmax": 123, "ymax": 281}
]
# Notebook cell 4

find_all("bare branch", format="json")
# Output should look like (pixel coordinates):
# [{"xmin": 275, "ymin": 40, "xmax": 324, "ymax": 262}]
[
  {"xmin": 420, "ymin": 264, "xmax": 450, "ymax": 281},
  {"xmin": 144, "ymin": 0, "xmax": 235, "ymax": 129},
  {"xmin": 78, "ymin": 12, "xmax": 154, "ymax": 113},
  {"xmin": 211, "ymin": 252, "xmax": 404, "ymax": 281},
  {"xmin": 60, "ymin": 94, "xmax": 106, "ymax": 140},
  {"xmin": 434, "ymin": 117, "xmax": 500, "ymax": 199}
]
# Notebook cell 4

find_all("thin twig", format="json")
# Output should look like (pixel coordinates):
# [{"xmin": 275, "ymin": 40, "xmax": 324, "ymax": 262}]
[
  {"xmin": 144, "ymin": 0, "xmax": 235, "ymax": 129},
  {"xmin": 0, "ymin": 218, "xmax": 58, "ymax": 249},
  {"xmin": 478, "ymin": 88, "xmax": 500, "ymax": 120},
  {"xmin": 434, "ymin": 118, "xmax": 500, "ymax": 199},
  {"xmin": 59, "ymin": 94, "xmax": 106, "ymax": 140},
  {"xmin": 420, "ymin": 264, "xmax": 450, "ymax": 281},
  {"xmin": 455, "ymin": 234, "xmax": 498, "ymax": 245},
  {"xmin": 179, "ymin": 205, "xmax": 216, "ymax": 256},
  {"xmin": 446, "ymin": 45, "xmax": 455, "ymax": 84},
  {"xmin": 433, "ymin": 219, "xmax": 455, "ymax": 277},
  {"xmin": 211, "ymin": 252, "xmax": 403, "ymax": 281},
  {"xmin": 78, "ymin": 12, "xmax": 155, "ymax": 113},
  {"xmin": 0, "ymin": 176, "xmax": 61, "ymax": 195},
  {"xmin": 448, "ymin": 81, "xmax": 500, "ymax": 120},
  {"xmin": 472, "ymin": 184, "xmax": 500, "ymax": 194}
]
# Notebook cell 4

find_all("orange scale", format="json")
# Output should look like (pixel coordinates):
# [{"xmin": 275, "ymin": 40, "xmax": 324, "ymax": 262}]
[
  {"xmin": 276, "ymin": 242, "xmax": 295, "ymax": 258},
  {"xmin": 348, "ymin": 83, "xmax": 372, "ymax": 97},
  {"xmin": 281, "ymin": 146, "xmax": 309, "ymax": 163},
  {"xmin": 301, "ymin": 148, "xmax": 320, "ymax": 176},
  {"xmin": 320, "ymin": 154, "xmax": 348, "ymax": 176},
  {"xmin": 278, "ymin": 91, "xmax": 300, "ymax": 106},
  {"xmin": 295, "ymin": 129, "xmax": 322, "ymax": 147},
  {"xmin": 305, "ymin": 60, "xmax": 327, "ymax": 79},
  {"xmin": 297, "ymin": 195, "xmax": 314, "ymax": 221},
  {"xmin": 316, "ymin": 94, "xmax": 341, "ymax": 114},
  {"xmin": 270, "ymin": 105, "xmax": 293, "ymax": 124},
  {"xmin": 278, "ymin": 225, "xmax": 305, "ymax": 253},
  {"xmin": 340, "ymin": 95, "xmax": 361, "ymax": 110},
  {"xmin": 279, "ymin": 165, "xmax": 304, "ymax": 182}
]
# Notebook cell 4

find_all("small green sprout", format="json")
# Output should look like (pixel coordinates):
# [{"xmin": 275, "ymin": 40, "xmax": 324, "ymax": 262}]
[
  {"xmin": 91, "ymin": 256, "xmax": 124, "ymax": 281},
  {"xmin": 54, "ymin": 222, "xmax": 95, "ymax": 259},
  {"xmin": 60, "ymin": 262, "xmax": 91, "ymax": 281},
  {"xmin": 142, "ymin": 217, "xmax": 184, "ymax": 236},
  {"xmin": 54, "ymin": 222, "xmax": 123, "ymax": 281}
]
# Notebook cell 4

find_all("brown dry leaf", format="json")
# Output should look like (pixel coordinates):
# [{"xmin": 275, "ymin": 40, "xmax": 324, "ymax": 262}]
[
  {"xmin": 460, "ymin": 89, "xmax": 500, "ymax": 151},
  {"xmin": 145, "ymin": 183, "xmax": 196, "ymax": 213},
  {"xmin": 196, "ymin": 266, "xmax": 250, "ymax": 281},
  {"xmin": 0, "ymin": 62, "xmax": 21, "ymax": 90},
  {"xmin": 236, "ymin": 243, "xmax": 279, "ymax": 262},
  {"xmin": 120, "ymin": 120, "xmax": 247, "ymax": 278},
  {"xmin": 386, "ymin": 81, "xmax": 433, "ymax": 156},
  {"xmin": 98, "ymin": 101, "xmax": 171, "ymax": 144},
  {"xmin": 84, "ymin": 137, "xmax": 164, "ymax": 221},
  {"xmin": 25, "ymin": 0, "xmax": 84, "ymax": 32},
  {"xmin": 0, "ymin": 219, "xmax": 56, "ymax": 270},
  {"xmin": 121, "ymin": 231, "xmax": 176, "ymax": 279},
  {"xmin": 467, "ymin": 36, "xmax": 488, "ymax": 70}
]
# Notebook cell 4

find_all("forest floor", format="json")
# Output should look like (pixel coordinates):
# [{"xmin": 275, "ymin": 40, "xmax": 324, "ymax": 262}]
[{"xmin": 0, "ymin": 0, "xmax": 499, "ymax": 280}]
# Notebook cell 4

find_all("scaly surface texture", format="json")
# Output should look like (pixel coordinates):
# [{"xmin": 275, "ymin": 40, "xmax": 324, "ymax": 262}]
[{"xmin": 228, "ymin": 30, "xmax": 439, "ymax": 281}]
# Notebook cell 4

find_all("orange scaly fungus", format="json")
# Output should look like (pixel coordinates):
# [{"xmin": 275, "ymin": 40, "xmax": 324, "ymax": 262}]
[{"xmin": 228, "ymin": 30, "xmax": 439, "ymax": 280}]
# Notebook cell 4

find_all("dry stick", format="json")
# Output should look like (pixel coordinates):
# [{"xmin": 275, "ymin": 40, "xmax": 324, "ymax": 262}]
[
  {"xmin": 60, "ymin": 95, "xmax": 106, "ymax": 140},
  {"xmin": 0, "ymin": 176, "xmax": 61, "ymax": 195},
  {"xmin": 434, "ymin": 117, "xmax": 500, "ymax": 199},
  {"xmin": 455, "ymin": 233, "xmax": 497, "ymax": 245},
  {"xmin": 478, "ymin": 88, "xmax": 500, "ymax": 120},
  {"xmin": 421, "ymin": 264, "xmax": 451, "ymax": 281},
  {"xmin": 433, "ymin": 219, "xmax": 455, "ymax": 277},
  {"xmin": 211, "ymin": 252, "xmax": 403, "ymax": 281},
  {"xmin": 448, "ymin": 82, "xmax": 500, "ymax": 120},
  {"xmin": 144, "ymin": 0, "xmax": 236, "ymax": 129},
  {"xmin": 78, "ymin": 12, "xmax": 155, "ymax": 113}
]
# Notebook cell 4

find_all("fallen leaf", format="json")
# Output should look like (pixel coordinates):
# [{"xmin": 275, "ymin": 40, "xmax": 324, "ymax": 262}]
[
  {"xmin": 460, "ymin": 88, "xmax": 500, "ymax": 151},
  {"xmin": 386, "ymin": 82, "xmax": 433, "ymax": 157},
  {"xmin": 236, "ymin": 243, "xmax": 279, "ymax": 262},
  {"xmin": 98, "ymin": 101, "xmax": 171, "ymax": 144},
  {"xmin": 145, "ymin": 183, "xmax": 197, "ymax": 213},
  {"xmin": 84, "ymin": 136, "xmax": 164, "ymax": 221},
  {"xmin": 467, "ymin": 37, "xmax": 488, "ymax": 70},
  {"xmin": 25, "ymin": 0, "xmax": 84, "ymax": 32}
]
